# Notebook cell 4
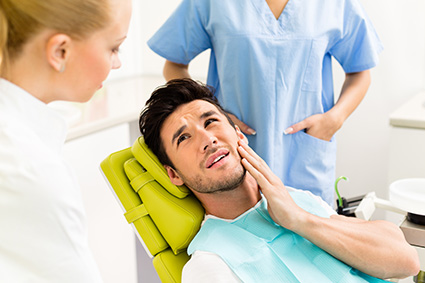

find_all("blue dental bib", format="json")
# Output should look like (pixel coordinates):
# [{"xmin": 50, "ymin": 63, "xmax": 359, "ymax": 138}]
[{"xmin": 187, "ymin": 191, "xmax": 387, "ymax": 282}]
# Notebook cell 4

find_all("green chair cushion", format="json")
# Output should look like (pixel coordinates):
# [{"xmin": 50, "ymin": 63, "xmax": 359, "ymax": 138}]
[{"xmin": 124, "ymin": 157, "xmax": 204, "ymax": 255}]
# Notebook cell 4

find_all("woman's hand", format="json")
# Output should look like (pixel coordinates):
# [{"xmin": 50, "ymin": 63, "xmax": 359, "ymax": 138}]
[
  {"xmin": 284, "ymin": 70, "xmax": 372, "ymax": 142},
  {"xmin": 284, "ymin": 111, "xmax": 342, "ymax": 141},
  {"xmin": 227, "ymin": 113, "xmax": 256, "ymax": 136}
]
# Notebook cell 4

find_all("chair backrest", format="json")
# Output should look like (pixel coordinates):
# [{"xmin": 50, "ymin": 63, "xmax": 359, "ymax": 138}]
[{"xmin": 100, "ymin": 136, "xmax": 205, "ymax": 283}]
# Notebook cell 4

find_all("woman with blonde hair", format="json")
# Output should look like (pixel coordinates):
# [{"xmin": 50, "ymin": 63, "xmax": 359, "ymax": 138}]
[{"xmin": 0, "ymin": 0, "xmax": 132, "ymax": 282}]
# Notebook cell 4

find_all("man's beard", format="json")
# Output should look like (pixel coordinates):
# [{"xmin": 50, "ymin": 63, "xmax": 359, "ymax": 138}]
[{"xmin": 177, "ymin": 162, "xmax": 247, "ymax": 194}]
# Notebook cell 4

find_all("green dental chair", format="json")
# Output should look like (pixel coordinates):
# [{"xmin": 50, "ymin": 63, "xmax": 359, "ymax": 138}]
[{"xmin": 100, "ymin": 136, "xmax": 205, "ymax": 283}]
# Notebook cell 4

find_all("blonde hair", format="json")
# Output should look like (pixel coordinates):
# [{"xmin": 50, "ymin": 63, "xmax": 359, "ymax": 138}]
[{"xmin": 0, "ymin": 0, "xmax": 111, "ymax": 75}]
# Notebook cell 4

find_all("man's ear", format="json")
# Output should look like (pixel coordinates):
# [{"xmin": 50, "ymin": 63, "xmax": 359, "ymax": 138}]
[
  {"xmin": 165, "ymin": 165, "xmax": 184, "ymax": 186},
  {"xmin": 235, "ymin": 125, "xmax": 249, "ymax": 144},
  {"xmin": 45, "ymin": 33, "xmax": 72, "ymax": 73}
]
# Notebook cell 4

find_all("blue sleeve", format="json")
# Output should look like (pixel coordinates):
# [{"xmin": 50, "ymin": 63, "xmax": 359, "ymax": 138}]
[
  {"xmin": 147, "ymin": 0, "xmax": 212, "ymax": 65},
  {"xmin": 330, "ymin": 0, "xmax": 383, "ymax": 73}
]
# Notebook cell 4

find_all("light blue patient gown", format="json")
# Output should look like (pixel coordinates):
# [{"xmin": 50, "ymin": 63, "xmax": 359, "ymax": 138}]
[{"xmin": 148, "ymin": 0, "xmax": 383, "ymax": 205}]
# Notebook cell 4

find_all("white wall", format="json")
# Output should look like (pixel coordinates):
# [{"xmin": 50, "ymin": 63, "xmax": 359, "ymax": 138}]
[
  {"xmin": 140, "ymin": 1, "xmax": 210, "ymax": 78},
  {"xmin": 334, "ymin": 0, "xmax": 425, "ymax": 203},
  {"xmin": 140, "ymin": 0, "xmax": 425, "ymax": 205}
]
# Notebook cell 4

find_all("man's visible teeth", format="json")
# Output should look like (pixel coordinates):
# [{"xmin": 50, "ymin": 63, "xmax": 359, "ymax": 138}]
[{"xmin": 213, "ymin": 155, "xmax": 225, "ymax": 164}]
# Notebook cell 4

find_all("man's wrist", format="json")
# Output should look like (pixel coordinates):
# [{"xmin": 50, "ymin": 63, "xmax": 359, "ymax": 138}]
[{"xmin": 289, "ymin": 209, "xmax": 317, "ymax": 236}]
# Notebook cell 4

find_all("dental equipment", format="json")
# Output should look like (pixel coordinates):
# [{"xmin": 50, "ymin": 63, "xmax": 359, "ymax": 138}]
[{"xmin": 342, "ymin": 178, "xmax": 425, "ymax": 283}]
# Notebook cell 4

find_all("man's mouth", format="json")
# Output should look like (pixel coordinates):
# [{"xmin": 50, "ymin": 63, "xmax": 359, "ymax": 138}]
[{"xmin": 206, "ymin": 149, "xmax": 230, "ymax": 169}]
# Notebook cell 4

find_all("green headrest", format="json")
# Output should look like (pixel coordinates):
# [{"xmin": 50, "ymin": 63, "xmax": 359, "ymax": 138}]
[
  {"xmin": 132, "ymin": 136, "xmax": 190, "ymax": 199},
  {"xmin": 100, "ymin": 136, "xmax": 205, "ymax": 283}
]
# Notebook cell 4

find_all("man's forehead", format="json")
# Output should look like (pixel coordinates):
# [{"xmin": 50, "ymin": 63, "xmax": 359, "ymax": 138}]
[{"xmin": 169, "ymin": 100, "xmax": 217, "ymax": 123}]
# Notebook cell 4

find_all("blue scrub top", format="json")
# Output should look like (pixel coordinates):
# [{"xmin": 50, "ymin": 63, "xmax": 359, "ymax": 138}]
[{"xmin": 148, "ymin": 0, "xmax": 383, "ymax": 205}]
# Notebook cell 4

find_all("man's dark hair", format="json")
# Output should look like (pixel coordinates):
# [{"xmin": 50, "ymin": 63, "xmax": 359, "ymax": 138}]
[{"xmin": 139, "ymin": 78, "xmax": 235, "ymax": 168}]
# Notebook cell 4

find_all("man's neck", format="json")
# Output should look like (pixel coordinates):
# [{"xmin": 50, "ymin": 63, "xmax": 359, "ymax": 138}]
[{"xmin": 194, "ymin": 173, "xmax": 261, "ymax": 220}]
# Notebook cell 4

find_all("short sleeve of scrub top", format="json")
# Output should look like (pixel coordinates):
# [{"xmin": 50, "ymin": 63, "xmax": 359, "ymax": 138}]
[
  {"xmin": 148, "ymin": 0, "xmax": 211, "ymax": 65},
  {"xmin": 329, "ymin": 0, "xmax": 383, "ymax": 73}
]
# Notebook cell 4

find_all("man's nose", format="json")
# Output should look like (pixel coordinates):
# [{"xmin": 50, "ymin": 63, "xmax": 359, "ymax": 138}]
[{"xmin": 202, "ymin": 134, "xmax": 218, "ymax": 152}]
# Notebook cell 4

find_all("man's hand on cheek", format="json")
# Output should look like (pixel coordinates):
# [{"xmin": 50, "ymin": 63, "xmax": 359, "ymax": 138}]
[{"xmin": 237, "ymin": 140, "xmax": 307, "ymax": 231}]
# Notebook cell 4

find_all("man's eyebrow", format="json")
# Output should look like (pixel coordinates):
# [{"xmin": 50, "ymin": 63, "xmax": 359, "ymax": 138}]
[
  {"xmin": 172, "ymin": 125, "xmax": 186, "ymax": 145},
  {"xmin": 200, "ymin": 110, "xmax": 218, "ymax": 119}
]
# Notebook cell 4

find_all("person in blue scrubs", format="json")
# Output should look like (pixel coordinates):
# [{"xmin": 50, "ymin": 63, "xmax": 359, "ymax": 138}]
[{"xmin": 148, "ymin": 0, "xmax": 383, "ymax": 205}]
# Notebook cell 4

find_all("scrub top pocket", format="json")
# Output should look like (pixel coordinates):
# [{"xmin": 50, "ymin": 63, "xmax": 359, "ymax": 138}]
[
  {"xmin": 286, "ymin": 131, "xmax": 336, "ymax": 205},
  {"xmin": 301, "ymin": 40, "xmax": 327, "ymax": 92}
]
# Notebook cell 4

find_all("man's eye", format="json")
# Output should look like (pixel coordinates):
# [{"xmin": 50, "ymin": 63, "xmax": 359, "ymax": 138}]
[
  {"xmin": 205, "ymin": 118, "xmax": 218, "ymax": 127},
  {"xmin": 177, "ymin": 134, "xmax": 189, "ymax": 145}
]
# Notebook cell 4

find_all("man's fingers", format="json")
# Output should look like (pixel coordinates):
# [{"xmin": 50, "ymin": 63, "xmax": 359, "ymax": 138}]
[
  {"xmin": 238, "ymin": 140, "xmax": 266, "ymax": 168},
  {"xmin": 240, "ymin": 158, "xmax": 269, "ymax": 190},
  {"xmin": 238, "ymin": 140, "xmax": 274, "ymax": 184}
]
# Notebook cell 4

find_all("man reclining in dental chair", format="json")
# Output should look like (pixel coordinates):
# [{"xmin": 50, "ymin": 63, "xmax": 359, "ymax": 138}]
[{"xmin": 139, "ymin": 78, "xmax": 420, "ymax": 283}]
